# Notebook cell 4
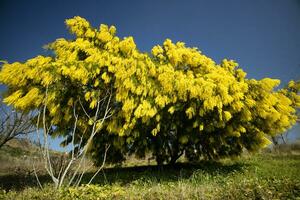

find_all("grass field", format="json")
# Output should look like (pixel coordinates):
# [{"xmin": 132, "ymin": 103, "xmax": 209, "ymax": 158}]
[{"xmin": 0, "ymin": 149, "xmax": 299, "ymax": 200}]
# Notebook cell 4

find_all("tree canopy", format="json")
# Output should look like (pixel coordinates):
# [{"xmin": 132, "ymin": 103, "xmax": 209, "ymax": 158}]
[{"xmin": 0, "ymin": 16, "xmax": 299, "ymax": 165}]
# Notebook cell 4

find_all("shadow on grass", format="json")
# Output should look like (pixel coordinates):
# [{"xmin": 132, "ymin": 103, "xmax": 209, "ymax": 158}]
[
  {"xmin": 0, "ymin": 173, "xmax": 51, "ymax": 191},
  {"xmin": 0, "ymin": 161, "xmax": 248, "ymax": 191},
  {"xmin": 81, "ymin": 161, "xmax": 248, "ymax": 186}
]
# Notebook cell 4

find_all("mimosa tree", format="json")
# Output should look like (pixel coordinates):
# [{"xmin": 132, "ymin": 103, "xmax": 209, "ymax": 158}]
[{"xmin": 0, "ymin": 16, "xmax": 299, "ymax": 166}]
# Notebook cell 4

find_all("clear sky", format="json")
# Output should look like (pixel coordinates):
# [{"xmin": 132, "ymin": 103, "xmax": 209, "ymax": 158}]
[{"xmin": 0, "ymin": 0, "xmax": 299, "ymax": 150}]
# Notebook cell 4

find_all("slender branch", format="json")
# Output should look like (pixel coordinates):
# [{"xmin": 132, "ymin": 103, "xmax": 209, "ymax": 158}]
[
  {"xmin": 42, "ymin": 88, "xmax": 58, "ymax": 186},
  {"xmin": 33, "ymin": 161, "xmax": 43, "ymax": 189},
  {"xmin": 58, "ymin": 105, "xmax": 78, "ymax": 188},
  {"xmin": 34, "ymin": 88, "xmax": 114, "ymax": 189},
  {"xmin": 79, "ymin": 99, "xmax": 91, "ymax": 119},
  {"xmin": 68, "ymin": 91, "xmax": 113, "ymax": 186},
  {"xmin": 88, "ymin": 144, "xmax": 110, "ymax": 184}
]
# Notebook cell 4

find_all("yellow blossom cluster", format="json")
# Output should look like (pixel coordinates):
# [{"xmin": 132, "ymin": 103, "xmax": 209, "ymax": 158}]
[{"xmin": 0, "ymin": 16, "xmax": 299, "ymax": 159}]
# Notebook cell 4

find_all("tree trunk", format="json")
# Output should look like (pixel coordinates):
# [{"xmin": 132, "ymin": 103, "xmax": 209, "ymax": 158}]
[
  {"xmin": 156, "ymin": 155, "xmax": 164, "ymax": 166},
  {"xmin": 168, "ymin": 151, "xmax": 183, "ymax": 165}
]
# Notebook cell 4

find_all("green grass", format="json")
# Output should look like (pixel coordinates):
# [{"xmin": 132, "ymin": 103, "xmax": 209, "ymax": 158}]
[{"xmin": 1, "ymin": 153, "xmax": 299, "ymax": 199}]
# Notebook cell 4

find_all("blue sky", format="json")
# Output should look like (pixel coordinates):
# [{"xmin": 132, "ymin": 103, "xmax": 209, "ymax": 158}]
[{"xmin": 0, "ymin": 0, "xmax": 299, "ymax": 150}]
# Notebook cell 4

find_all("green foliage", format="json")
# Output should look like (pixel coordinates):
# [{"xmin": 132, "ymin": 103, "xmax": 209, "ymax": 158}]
[
  {"xmin": 0, "ymin": 186, "xmax": 59, "ymax": 200},
  {"xmin": 0, "ymin": 16, "xmax": 299, "ymax": 165},
  {"xmin": 60, "ymin": 184, "xmax": 126, "ymax": 200}
]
